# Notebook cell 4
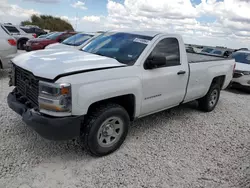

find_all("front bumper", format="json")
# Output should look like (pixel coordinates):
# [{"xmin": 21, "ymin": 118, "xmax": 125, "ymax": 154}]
[
  {"xmin": 231, "ymin": 82, "xmax": 250, "ymax": 91},
  {"xmin": 7, "ymin": 90, "xmax": 82, "ymax": 140},
  {"xmin": 232, "ymin": 74, "xmax": 250, "ymax": 88}
]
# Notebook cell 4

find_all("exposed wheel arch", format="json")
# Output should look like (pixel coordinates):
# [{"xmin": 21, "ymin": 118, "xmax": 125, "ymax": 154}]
[
  {"xmin": 211, "ymin": 75, "xmax": 226, "ymax": 89},
  {"xmin": 87, "ymin": 94, "xmax": 136, "ymax": 121},
  {"xmin": 17, "ymin": 37, "xmax": 29, "ymax": 50}
]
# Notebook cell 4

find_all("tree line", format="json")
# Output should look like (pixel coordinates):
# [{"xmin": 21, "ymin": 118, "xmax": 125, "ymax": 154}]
[{"xmin": 21, "ymin": 15, "xmax": 74, "ymax": 31}]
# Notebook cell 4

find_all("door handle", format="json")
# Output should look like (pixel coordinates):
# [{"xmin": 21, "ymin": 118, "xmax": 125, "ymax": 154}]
[{"xmin": 177, "ymin": 70, "xmax": 186, "ymax": 75}]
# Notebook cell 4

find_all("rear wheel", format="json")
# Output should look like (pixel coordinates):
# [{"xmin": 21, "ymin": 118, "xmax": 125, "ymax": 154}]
[
  {"xmin": 80, "ymin": 103, "xmax": 130, "ymax": 156},
  {"xmin": 198, "ymin": 84, "xmax": 220, "ymax": 112}
]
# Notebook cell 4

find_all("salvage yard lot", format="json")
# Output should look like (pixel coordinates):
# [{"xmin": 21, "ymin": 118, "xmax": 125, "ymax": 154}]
[{"xmin": 0, "ymin": 69, "xmax": 249, "ymax": 188}]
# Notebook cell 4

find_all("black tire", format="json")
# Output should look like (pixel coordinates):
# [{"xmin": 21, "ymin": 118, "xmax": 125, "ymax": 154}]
[
  {"xmin": 17, "ymin": 39, "xmax": 28, "ymax": 50},
  {"xmin": 198, "ymin": 84, "xmax": 220, "ymax": 112},
  {"xmin": 80, "ymin": 103, "xmax": 130, "ymax": 157}
]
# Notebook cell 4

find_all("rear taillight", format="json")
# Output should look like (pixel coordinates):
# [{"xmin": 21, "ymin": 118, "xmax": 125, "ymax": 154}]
[
  {"xmin": 32, "ymin": 34, "xmax": 37, "ymax": 38},
  {"xmin": 8, "ymin": 39, "xmax": 17, "ymax": 46}
]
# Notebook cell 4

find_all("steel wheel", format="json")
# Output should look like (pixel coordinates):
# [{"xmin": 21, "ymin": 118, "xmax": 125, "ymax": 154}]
[
  {"xmin": 209, "ymin": 89, "xmax": 218, "ymax": 108},
  {"xmin": 81, "ymin": 103, "xmax": 130, "ymax": 156},
  {"xmin": 97, "ymin": 117, "xmax": 124, "ymax": 147}
]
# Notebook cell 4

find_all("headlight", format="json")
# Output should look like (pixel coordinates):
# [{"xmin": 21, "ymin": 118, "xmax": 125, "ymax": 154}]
[
  {"xmin": 38, "ymin": 81, "xmax": 72, "ymax": 116},
  {"xmin": 243, "ymin": 71, "xmax": 250, "ymax": 75},
  {"xmin": 32, "ymin": 42, "xmax": 40, "ymax": 45}
]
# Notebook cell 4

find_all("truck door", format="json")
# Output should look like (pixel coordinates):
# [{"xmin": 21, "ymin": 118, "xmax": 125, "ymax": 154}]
[{"xmin": 141, "ymin": 37, "xmax": 188, "ymax": 115}]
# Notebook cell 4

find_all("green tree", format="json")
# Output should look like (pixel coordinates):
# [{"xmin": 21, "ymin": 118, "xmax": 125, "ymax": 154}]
[{"xmin": 21, "ymin": 14, "xmax": 74, "ymax": 31}]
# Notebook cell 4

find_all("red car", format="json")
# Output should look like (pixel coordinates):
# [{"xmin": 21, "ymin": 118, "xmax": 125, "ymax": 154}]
[{"xmin": 25, "ymin": 31, "xmax": 76, "ymax": 51}]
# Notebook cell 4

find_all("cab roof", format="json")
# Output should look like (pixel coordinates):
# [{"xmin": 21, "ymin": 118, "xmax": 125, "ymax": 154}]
[{"xmin": 111, "ymin": 30, "xmax": 162, "ymax": 37}]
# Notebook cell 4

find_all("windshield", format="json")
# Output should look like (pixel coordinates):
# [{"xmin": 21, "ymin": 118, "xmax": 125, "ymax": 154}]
[
  {"xmin": 46, "ymin": 32, "xmax": 62, "ymax": 40},
  {"xmin": 82, "ymin": 32, "xmax": 153, "ymax": 64},
  {"xmin": 232, "ymin": 52, "xmax": 250, "ymax": 64},
  {"xmin": 38, "ymin": 34, "xmax": 49, "ymax": 38},
  {"xmin": 62, "ymin": 33, "xmax": 94, "ymax": 46}
]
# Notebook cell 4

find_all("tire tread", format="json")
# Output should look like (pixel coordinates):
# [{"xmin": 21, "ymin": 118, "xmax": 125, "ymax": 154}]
[
  {"xmin": 81, "ymin": 103, "xmax": 128, "ymax": 156},
  {"xmin": 199, "ymin": 84, "xmax": 220, "ymax": 112}
]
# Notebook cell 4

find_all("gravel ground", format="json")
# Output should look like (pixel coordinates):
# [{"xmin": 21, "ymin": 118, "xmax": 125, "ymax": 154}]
[{"xmin": 0, "ymin": 69, "xmax": 250, "ymax": 188}]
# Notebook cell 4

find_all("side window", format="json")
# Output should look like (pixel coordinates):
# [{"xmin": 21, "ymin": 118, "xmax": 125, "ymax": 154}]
[
  {"xmin": 4, "ymin": 26, "xmax": 20, "ymax": 34},
  {"xmin": 150, "ymin": 38, "xmax": 180, "ymax": 67}
]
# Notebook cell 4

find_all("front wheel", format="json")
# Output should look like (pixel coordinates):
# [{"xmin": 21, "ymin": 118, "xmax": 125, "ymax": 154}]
[
  {"xmin": 80, "ymin": 103, "xmax": 130, "ymax": 156},
  {"xmin": 198, "ymin": 84, "xmax": 220, "ymax": 112}
]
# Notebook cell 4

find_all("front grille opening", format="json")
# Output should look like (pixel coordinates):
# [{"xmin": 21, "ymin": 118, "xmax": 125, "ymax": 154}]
[{"xmin": 15, "ymin": 65, "xmax": 39, "ymax": 107}]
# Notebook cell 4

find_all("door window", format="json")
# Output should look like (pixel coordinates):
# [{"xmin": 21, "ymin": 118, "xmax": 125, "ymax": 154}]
[{"xmin": 149, "ymin": 38, "xmax": 180, "ymax": 67}]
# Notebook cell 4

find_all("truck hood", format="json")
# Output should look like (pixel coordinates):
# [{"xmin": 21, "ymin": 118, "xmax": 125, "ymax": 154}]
[
  {"xmin": 235, "ymin": 62, "xmax": 250, "ymax": 72},
  {"xmin": 12, "ymin": 49, "xmax": 125, "ymax": 80}
]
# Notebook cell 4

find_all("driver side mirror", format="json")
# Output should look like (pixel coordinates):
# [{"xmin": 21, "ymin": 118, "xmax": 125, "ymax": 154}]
[{"xmin": 144, "ymin": 55, "xmax": 166, "ymax": 69}]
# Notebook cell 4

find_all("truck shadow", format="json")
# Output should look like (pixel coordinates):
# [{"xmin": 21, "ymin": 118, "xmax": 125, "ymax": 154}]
[
  {"xmin": 1, "ymin": 99, "xmax": 222, "ymax": 181},
  {"xmin": 225, "ymin": 88, "xmax": 250, "ymax": 95},
  {"xmin": 13, "ymin": 101, "xmax": 200, "ymax": 160},
  {"xmin": 0, "ymin": 69, "xmax": 9, "ymax": 79}
]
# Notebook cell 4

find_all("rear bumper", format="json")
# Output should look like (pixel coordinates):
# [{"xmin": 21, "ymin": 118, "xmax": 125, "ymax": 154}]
[{"xmin": 7, "ymin": 90, "xmax": 82, "ymax": 140}]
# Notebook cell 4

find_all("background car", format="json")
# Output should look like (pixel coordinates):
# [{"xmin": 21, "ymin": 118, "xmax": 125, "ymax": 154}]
[
  {"xmin": 45, "ymin": 32, "xmax": 101, "ymax": 50},
  {"xmin": 0, "ymin": 24, "xmax": 17, "ymax": 69},
  {"xmin": 186, "ymin": 46, "xmax": 196, "ymax": 53},
  {"xmin": 25, "ymin": 31, "xmax": 76, "ymax": 51},
  {"xmin": 20, "ymin": 25, "xmax": 47, "ymax": 37},
  {"xmin": 200, "ymin": 47, "xmax": 214, "ymax": 54},
  {"xmin": 231, "ymin": 50, "xmax": 250, "ymax": 91},
  {"xmin": 2, "ymin": 24, "xmax": 35, "ymax": 50},
  {"xmin": 37, "ymin": 32, "xmax": 54, "ymax": 39},
  {"xmin": 210, "ymin": 49, "xmax": 233, "ymax": 57}
]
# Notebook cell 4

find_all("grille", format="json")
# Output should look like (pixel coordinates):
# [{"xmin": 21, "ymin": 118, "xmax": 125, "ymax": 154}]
[
  {"xmin": 233, "ymin": 72, "xmax": 243, "ymax": 78},
  {"xmin": 15, "ymin": 66, "xmax": 39, "ymax": 106}
]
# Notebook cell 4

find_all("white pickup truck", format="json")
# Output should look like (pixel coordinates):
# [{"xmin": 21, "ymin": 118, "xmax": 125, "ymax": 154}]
[{"xmin": 8, "ymin": 31, "xmax": 235, "ymax": 156}]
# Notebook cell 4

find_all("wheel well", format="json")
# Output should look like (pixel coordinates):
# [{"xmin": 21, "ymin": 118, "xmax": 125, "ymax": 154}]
[
  {"xmin": 18, "ymin": 38, "xmax": 29, "ymax": 43},
  {"xmin": 211, "ymin": 75, "xmax": 225, "ymax": 89},
  {"xmin": 87, "ymin": 94, "xmax": 136, "ymax": 121}
]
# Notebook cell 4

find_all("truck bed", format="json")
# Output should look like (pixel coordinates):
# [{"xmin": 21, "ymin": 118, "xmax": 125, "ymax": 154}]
[{"xmin": 187, "ymin": 52, "xmax": 226, "ymax": 63}]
